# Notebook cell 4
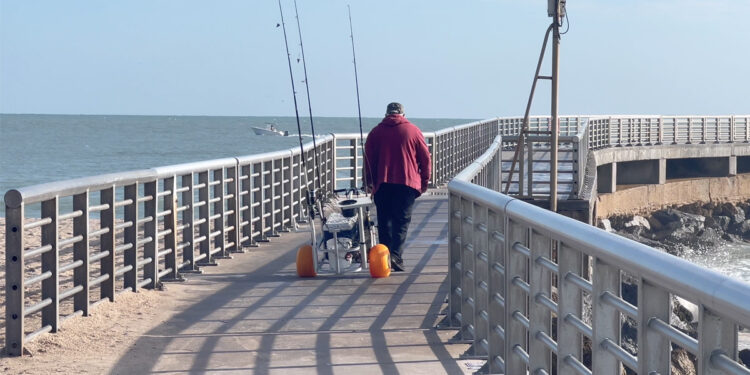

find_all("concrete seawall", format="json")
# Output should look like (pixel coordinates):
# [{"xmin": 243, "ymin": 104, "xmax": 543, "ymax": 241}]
[{"xmin": 595, "ymin": 174, "xmax": 750, "ymax": 219}]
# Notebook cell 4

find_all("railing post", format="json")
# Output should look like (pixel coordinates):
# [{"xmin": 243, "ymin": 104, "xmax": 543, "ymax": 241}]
[
  {"xmin": 250, "ymin": 161, "xmax": 266, "ymax": 242},
  {"xmin": 323, "ymin": 139, "xmax": 333, "ymax": 193},
  {"xmin": 213, "ymin": 168, "xmax": 229, "ymax": 255},
  {"xmin": 529, "ymin": 229, "xmax": 552, "ymax": 373},
  {"xmin": 657, "ymin": 116, "xmax": 663, "ymax": 145},
  {"xmin": 427, "ymin": 134, "xmax": 437, "ymax": 187},
  {"xmin": 261, "ymin": 161, "xmax": 272, "ymax": 240},
  {"xmin": 471, "ymin": 204, "xmax": 490, "ymax": 358},
  {"xmin": 460, "ymin": 197, "xmax": 476, "ymax": 342},
  {"xmin": 351, "ymin": 138, "xmax": 359, "ymax": 189},
  {"xmin": 123, "ymin": 184, "xmax": 138, "ymax": 291},
  {"xmin": 100, "ymin": 186, "xmax": 116, "ymax": 301},
  {"xmin": 487, "ymin": 208, "xmax": 507, "ymax": 374},
  {"xmin": 73, "ymin": 192, "xmax": 90, "ymax": 315},
  {"xmin": 143, "ymin": 181, "xmax": 158, "ymax": 288},
  {"xmin": 5, "ymin": 199, "xmax": 25, "ymax": 356},
  {"xmin": 448, "ymin": 193, "xmax": 463, "ymax": 328},
  {"xmin": 269, "ymin": 160, "xmax": 280, "ymax": 236},
  {"xmin": 291, "ymin": 153, "xmax": 303, "ymax": 223},
  {"xmin": 163, "ymin": 177, "xmax": 178, "ymax": 279},
  {"xmin": 637, "ymin": 279, "xmax": 670, "ymax": 374},
  {"xmin": 41, "ymin": 198, "xmax": 59, "ymax": 332},
  {"xmin": 282, "ymin": 154, "xmax": 293, "ymax": 230},
  {"xmin": 715, "ymin": 116, "xmax": 721, "ymax": 143},
  {"xmin": 699, "ymin": 306, "xmax": 738, "ymax": 374},
  {"xmin": 227, "ymin": 165, "xmax": 241, "ymax": 251},
  {"xmin": 557, "ymin": 243, "xmax": 583, "ymax": 375},
  {"xmin": 180, "ymin": 175, "xmax": 197, "ymax": 270},
  {"xmin": 505, "ymin": 218, "xmax": 529, "ymax": 375},
  {"xmin": 591, "ymin": 258, "xmax": 620, "ymax": 374}
]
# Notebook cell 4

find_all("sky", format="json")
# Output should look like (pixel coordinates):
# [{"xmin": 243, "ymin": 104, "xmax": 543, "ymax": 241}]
[{"xmin": 1, "ymin": 0, "xmax": 749, "ymax": 119}]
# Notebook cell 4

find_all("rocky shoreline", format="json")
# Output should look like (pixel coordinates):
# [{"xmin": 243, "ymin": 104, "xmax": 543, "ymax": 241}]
[
  {"xmin": 598, "ymin": 201, "xmax": 750, "ymax": 373},
  {"xmin": 600, "ymin": 201, "xmax": 750, "ymax": 257}
]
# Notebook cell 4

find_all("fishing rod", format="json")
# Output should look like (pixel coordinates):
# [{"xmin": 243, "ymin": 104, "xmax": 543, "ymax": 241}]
[
  {"xmin": 277, "ymin": 0, "xmax": 307, "ymax": 180},
  {"xmin": 347, "ymin": 5, "xmax": 370, "ymax": 192},
  {"xmin": 293, "ymin": 0, "xmax": 323, "ymax": 195}
]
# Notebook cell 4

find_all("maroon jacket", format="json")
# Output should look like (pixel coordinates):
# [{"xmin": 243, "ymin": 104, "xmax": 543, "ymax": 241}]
[{"xmin": 364, "ymin": 114, "xmax": 431, "ymax": 195}]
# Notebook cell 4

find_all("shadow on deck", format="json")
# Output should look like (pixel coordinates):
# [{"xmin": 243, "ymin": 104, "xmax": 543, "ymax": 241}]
[{"xmin": 109, "ymin": 195, "xmax": 478, "ymax": 374}]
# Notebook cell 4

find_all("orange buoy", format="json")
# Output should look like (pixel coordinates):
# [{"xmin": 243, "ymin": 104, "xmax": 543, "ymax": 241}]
[
  {"xmin": 369, "ymin": 244, "xmax": 391, "ymax": 278},
  {"xmin": 296, "ymin": 244, "xmax": 317, "ymax": 277}
]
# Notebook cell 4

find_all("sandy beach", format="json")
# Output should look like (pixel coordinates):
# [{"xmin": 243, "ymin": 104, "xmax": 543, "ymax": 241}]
[{"xmin": 0, "ymin": 218, "xmax": 181, "ymax": 374}]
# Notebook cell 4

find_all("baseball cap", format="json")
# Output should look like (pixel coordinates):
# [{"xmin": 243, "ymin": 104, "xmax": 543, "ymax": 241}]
[{"xmin": 386, "ymin": 102, "xmax": 404, "ymax": 115}]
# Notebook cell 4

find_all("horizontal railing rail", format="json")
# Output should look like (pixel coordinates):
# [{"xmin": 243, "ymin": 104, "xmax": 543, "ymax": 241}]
[
  {"xmin": 448, "ymin": 129, "xmax": 750, "ymax": 374},
  {"xmin": 3, "ymin": 121, "xmax": 496, "ymax": 356}
]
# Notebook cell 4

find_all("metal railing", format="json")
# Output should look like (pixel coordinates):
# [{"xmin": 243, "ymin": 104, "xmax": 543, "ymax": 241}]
[
  {"xmin": 3, "ymin": 120, "xmax": 496, "ymax": 356},
  {"xmin": 328, "ymin": 118, "xmax": 501, "ymax": 190},
  {"xmin": 448, "ymin": 134, "xmax": 750, "ymax": 374},
  {"xmin": 427, "ymin": 119, "xmax": 501, "ymax": 187},
  {"xmin": 6, "ymin": 113, "xmax": 750, "ymax": 364},
  {"xmin": 587, "ymin": 115, "xmax": 750, "ymax": 150},
  {"xmin": 3, "ymin": 136, "xmax": 336, "ymax": 356}
]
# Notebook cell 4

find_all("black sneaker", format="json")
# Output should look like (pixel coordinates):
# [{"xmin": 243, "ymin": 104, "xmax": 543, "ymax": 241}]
[{"xmin": 390, "ymin": 258, "xmax": 405, "ymax": 272}]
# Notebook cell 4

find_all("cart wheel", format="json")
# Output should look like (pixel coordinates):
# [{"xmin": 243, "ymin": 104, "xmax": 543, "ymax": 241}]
[
  {"xmin": 369, "ymin": 244, "xmax": 391, "ymax": 278},
  {"xmin": 296, "ymin": 244, "xmax": 317, "ymax": 277}
]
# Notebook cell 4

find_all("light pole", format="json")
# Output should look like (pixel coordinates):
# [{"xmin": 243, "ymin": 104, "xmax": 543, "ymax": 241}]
[{"xmin": 549, "ymin": 0, "xmax": 565, "ymax": 212}]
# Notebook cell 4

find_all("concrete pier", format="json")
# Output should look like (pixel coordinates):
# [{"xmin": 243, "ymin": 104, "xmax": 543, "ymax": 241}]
[{"xmin": 107, "ymin": 195, "xmax": 477, "ymax": 374}]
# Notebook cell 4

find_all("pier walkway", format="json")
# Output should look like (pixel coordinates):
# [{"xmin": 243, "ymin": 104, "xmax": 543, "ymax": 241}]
[
  {"xmin": 7, "ymin": 115, "xmax": 750, "ymax": 374},
  {"xmin": 109, "ymin": 194, "xmax": 474, "ymax": 374}
]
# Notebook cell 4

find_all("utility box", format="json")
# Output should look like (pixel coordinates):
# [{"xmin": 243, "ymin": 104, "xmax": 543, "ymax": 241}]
[{"xmin": 548, "ymin": 0, "xmax": 566, "ymax": 18}]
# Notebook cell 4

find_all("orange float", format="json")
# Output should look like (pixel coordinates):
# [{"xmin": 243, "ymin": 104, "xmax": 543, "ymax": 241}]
[
  {"xmin": 296, "ymin": 244, "xmax": 317, "ymax": 277},
  {"xmin": 368, "ymin": 244, "xmax": 391, "ymax": 278}
]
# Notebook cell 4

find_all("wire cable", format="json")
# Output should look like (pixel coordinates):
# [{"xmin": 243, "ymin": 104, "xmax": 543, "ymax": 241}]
[{"xmin": 347, "ymin": 5, "xmax": 373, "ymax": 192}]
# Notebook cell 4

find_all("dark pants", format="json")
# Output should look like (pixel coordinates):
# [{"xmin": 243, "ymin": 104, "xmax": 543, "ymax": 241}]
[{"xmin": 374, "ymin": 183, "xmax": 418, "ymax": 261}]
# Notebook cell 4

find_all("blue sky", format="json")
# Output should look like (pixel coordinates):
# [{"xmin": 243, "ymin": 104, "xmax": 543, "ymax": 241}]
[{"xmin": 1, "ymin": 0, "xmax": 748, "ymax": 119}]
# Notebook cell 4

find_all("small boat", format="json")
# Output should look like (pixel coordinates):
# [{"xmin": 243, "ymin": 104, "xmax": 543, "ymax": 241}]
[{"xmin": 251, "ymin": 123, "xmax": 288, "ymax": 136}]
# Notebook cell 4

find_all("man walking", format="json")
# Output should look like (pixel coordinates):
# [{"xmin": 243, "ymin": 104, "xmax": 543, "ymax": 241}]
[{"xmin": 364, "ymin": 102, "xmax": 431, "ymax": 271}]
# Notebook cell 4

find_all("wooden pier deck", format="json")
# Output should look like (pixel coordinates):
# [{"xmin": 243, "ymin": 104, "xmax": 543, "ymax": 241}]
[{"xmin": 107, "ymin": 194, "xmax": 478, "ymax": 374}]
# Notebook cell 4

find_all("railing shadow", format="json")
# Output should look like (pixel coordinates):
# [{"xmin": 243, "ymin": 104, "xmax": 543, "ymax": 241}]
[{"xmin": 108, "ymin": 198, "xmax": 462, "ymax": 374}]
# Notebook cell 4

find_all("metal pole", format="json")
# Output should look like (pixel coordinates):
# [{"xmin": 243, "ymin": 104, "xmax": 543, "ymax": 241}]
[{"xmin": 550, "ymin": 19, "xmax": 560, "ymax": 212}]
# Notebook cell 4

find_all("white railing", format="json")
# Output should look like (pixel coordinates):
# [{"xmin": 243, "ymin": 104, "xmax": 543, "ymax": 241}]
[
  {"xmin": 3, "ymin": 136, "xmax": 337, "ymax": 356},
  {"xmin": 587, "ymin": 115, "xmax": 750, "ymax": 149},
  {"xmin": 6, "ymin": 113, "xmax": 750, "ymax": 366},
  {"xmin": 3, "ymin": 121, "xmax": 497, "ymax": 356},
  {"xmin": 448, "ymin": 133, "xmax": 750, "ymax": 374}
]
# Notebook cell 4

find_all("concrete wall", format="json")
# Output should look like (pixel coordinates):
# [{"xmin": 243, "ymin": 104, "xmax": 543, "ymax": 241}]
[{"xmin": 594, "ymin": 174, "xmax": 750, "ymax": 219}]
